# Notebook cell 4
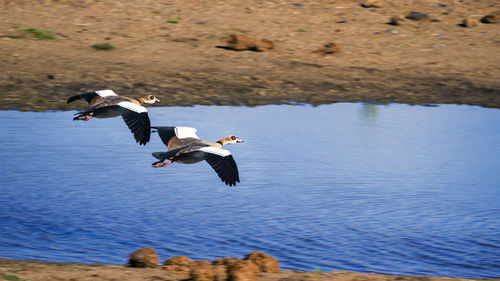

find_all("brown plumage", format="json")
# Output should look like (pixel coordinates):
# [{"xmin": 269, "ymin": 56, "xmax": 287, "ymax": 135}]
[
  {"xmin": 151, "ymin": 126, "xmax": 244, "ymax": 186},
  {"xmin": 67, "ymin": 89, "xmax": 160, "ymax": 145}
]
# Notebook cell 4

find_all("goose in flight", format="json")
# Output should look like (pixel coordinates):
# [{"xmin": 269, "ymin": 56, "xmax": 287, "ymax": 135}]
[
  {"xmin": 67, "ymin": 89, "xmax": 159, "ymax": 145},
  {"xmin": 151, "ymin": 126, "xmax": 243, "ymax": 186}
]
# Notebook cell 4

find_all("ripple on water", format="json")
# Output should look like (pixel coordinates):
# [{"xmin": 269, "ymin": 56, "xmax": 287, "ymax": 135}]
[{"xmin": 0, "ymin": 104, "xmax": 499, "ymax": 278}]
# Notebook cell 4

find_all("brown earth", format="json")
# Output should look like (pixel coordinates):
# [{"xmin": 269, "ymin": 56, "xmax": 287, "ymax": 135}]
[
  {"xmin": 0, "ymin": 0, "xmax": 499, "ymax": 111},
  {"xmin": 1, "ymin": 257, "xmax": 497, "ymax": 281}
]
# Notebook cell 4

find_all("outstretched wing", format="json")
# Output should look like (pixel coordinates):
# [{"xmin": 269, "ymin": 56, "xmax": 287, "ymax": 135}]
[
  {"xmin": 153, "ymin": 126, "xmax": 178, "ymax": 146},
  {"xmin": 67, "ymin": 89, "xmax": 118, "ymax": 104},
  {"xmin": 122, "ymin": 112, "xmax": 151, "ymax": 145},
  {"xmin": 107, "ymin": 101, "xmax": 150, "ymax": 145},
  {"xmin": 199, "ymin": 147, "xmax": 240, "ymax": 186},
  {"xmin": 153, "ymin": 126, "xmax": 200, "ymax": 147}
]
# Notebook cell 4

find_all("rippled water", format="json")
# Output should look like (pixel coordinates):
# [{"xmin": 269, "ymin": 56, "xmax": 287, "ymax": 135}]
[{"xmin": 0, "ymin": 103, "xmax": 499, "ymax": 278}]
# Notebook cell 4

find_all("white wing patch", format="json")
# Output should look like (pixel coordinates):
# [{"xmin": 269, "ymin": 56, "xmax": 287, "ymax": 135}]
[
  {"xmin": 96, "ymin": 89, "xmax": 118, "ymax": 97},
  {"xmin": 117, "ymin": 101, "xmax": 147, "ymax": 113},
  {"xmin": 199, "ymin": 147, "xmax": 231, "ymax": 157},
  {"xmin": 175, "ymin": 127, "xmax": 199, "ymax": 139}
]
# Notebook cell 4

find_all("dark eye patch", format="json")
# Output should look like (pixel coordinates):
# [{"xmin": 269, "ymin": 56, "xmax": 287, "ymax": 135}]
[{"xmin": 231, "ymin": 136, "xmax": 236, "ymax": 140}]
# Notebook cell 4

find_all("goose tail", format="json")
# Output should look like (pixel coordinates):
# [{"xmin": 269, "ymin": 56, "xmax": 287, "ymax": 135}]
[{"xmin": 152, "ymin": 152, "xmax": 169, "ymax": 160}]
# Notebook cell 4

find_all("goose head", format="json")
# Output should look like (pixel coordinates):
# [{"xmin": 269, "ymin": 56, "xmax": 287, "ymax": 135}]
[
  {"xmin": 219, "ymin": 135, "xmax": 244, "ymax": 145},
  {"xmin": 142, "ymin": 95, "xmax": 160, "ymax": 104}
]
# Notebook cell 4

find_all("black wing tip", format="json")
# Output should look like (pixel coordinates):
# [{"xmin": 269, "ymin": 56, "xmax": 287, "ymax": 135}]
[
  {"xmin": 122, "ymin": 112, "xmax": 151, "ymax": 146},
  {"xmin": 205, "ymin": 154, "xmax": 240, "ymax": 187},
  {"xmin": 67, "ymin": 91, "xmax": 99, "ymax": 104},
  {"xmin": 224, "ymin": 178, "xmax": 240, "ymax": 187},
  {"xmin": 67, "ymin": 95, "xmax": 80, "ymax": 104},
  {"xmin": 134, "ymin": 132, "xmax": 150, "ymax": 145}
]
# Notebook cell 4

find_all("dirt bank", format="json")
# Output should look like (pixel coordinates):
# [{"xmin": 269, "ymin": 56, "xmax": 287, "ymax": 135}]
[
  {"xmin": 1, "ymin": 0, "xmax": 499, "ymax": 111},
  {"xmin": 1, "ymin": 258, "xmax": 495, "ymax": 281}
]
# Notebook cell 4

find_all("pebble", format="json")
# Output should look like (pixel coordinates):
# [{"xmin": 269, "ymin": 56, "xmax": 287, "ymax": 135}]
[
  {"xmin": 406, "ymin": 11, "xmax": 429, "ymax": 20},
  {"xmin": 480, "ymin": 11, "xmax": 500, "ymax": 24},
  {"xmin": 460, "ymin": 18, "xmax": 478, "ymax": 28},
  {"xmin": 360, "ymin": 0, "xmax": 384, "ymax": 8},
  {"xmin": 388, "ymin": 16, "xmax": 404, "ymax": 26}
]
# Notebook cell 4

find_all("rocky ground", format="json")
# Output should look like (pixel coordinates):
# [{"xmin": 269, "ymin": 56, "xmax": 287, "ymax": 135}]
[
  {"xmin": 0, "ymin": 0, "xmax": 499, "ymax": 111},
  {"xmin": 1, "ymin": 249, "xmax": 496, "ymax": 281}
]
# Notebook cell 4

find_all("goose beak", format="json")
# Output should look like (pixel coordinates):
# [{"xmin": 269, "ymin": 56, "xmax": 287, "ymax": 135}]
[
  {"xmin": 236, "ymin": 138, "xmax": 244, "ymax": 143},
  {"xmin": 155, "ymin": 97, "xmax": 160, "ymax": 102}
]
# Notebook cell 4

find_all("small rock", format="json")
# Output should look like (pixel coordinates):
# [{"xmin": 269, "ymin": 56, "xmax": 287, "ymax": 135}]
[
  {"xmin": 433, "ymin": 3, "xmax": 448, "ymax": 8},
  {"xmin": 406, "ymin": 11, "xmax": 430, "ymax": 21},
  {"xmin": 460, "ymin": 18, "xmax": 477, "ymax": 27},
  {"xmin": 388, "ymin": 16, "xmax": 404, "ymax": 25},
  {"xmin": 213, "ymin": 257, "xmax": 240, "ymax": 267},
  {"xmin": 163, "ymin": 264, "xmax": 193, "ymax": 280},
  {"xmin": 213, "ymin": 265, "xmax": 229, "ymax": 281},
  {"xmin": 127, "ymin": 246, "xmax": 159, "ymax": 268},
  {"xmin": 244, "ymin": 251, "xmax": 279, "ymax": 273},
  {"xmin": 227, "ymin": 260, "xmax": 259, "ymax": 281},
  {"xmin": 226, "ymin": 34, "xmax": 275, "ymax": 52},
  {"xmin": 480, "ymin": 11, "xmax": 500, "ymax": 24},
  {"xmin": 164, "ymin": 255, "xmax": 194, "ymax": 266},
  {"xmin": 292, "ymin": 3, "xmax": 303, "ymax": 7},
  {"xmin": 384, "ymin": 29, "xmax": 398, "ymax": 34},
  {"xmin": 191, "ymin": 265, "xmax": 215, "ymax": 281},
  {"xmin": 361, "ymin": 0, "xmax": 384, "ymax": 8},
  {"xmin": 194, "ymin": 260, "xmax": 213, "ymax": 267},
  {"xmin": 313, "ymin": 42, "xmax": 341, "ymax": 55}
]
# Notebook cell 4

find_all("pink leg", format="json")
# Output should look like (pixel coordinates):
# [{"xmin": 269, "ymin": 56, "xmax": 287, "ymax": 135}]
[
  {"xmin": 153, "ymin": 161, "xmax": 172, "ymax": 168},
  {"xmin": 84, "ymin": 115, "xmax": 93, "ymax": 121}
]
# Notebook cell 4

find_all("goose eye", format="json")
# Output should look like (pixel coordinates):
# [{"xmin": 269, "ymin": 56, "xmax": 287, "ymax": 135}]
[
  {"xmin": 149, "ymin": 95, "xmax": 155, "ymax": 100},
  {"xmin": 231, "ymin": 136, "xmax": 236, "ymax": 140}
]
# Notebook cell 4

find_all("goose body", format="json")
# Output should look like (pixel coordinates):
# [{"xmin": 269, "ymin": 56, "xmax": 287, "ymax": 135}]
[
  {"xmin": 151, "ymin": 126, "xmax": 243, "ymax": 186},
  {"xmin": 67, "ymin": 90, "xmax": 159, "ymax": 145}
]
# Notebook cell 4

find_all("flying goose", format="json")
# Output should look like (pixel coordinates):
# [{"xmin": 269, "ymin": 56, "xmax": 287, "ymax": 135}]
[
  {"xmin": 151, "ymin": 126, "xmax": 243, "ymax": 186},
  {"xmin": 67, "ymin": 89, "xmax": 160, "ymax": 145}
]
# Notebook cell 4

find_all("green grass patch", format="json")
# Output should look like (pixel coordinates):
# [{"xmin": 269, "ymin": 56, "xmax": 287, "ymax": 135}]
[
  {"xmin": 91, "ymin": 42, "xmax": 115, "ymax": 50},
  {"xmin": 293, "ymin": 29, "xmax": 306, "ymax": 32},
  {"xmin": 15, "ymin": 28, "xmax": 57, "ymax": 40},
  {"xmin": 1, "ymin": 274, "xmax": 32, "ymax": 281},
  {"xmin": 166, "ymin": 17, "xmax": 179, "ymax": 24}
]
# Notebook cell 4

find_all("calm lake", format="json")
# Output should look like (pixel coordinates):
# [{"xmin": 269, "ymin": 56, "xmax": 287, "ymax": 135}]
[{"xmin": 0, "ymin": 103, "xmax": 499, "ymax": 278}]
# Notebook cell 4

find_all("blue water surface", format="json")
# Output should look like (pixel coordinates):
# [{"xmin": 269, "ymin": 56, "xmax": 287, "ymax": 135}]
[{"xmin": 0, "ymin": 103, "xmax": 499, "ymax": 278}]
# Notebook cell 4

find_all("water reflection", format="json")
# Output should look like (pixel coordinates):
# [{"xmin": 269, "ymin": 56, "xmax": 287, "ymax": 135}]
[{"xmin": 360, "ymin": 103, "xmax": 378, "ymax": 121}]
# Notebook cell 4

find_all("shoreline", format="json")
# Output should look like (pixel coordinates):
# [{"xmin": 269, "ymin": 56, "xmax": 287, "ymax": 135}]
[
  {"xmin": 1, "ymin": 257, "xmax": 496, "ymax": 281},
  {"xmin": 1, "ymin": 0, "xmax": 499, "ymax": 111}
]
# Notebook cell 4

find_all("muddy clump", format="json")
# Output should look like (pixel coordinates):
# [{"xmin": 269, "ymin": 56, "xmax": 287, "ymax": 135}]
[
  {"xmin": 480, "ymin": 11, "xmax": 500, "ymax": 23},
  {"xmin": 127, "ymin": 246, "xmax": 159, "ymax": 268},
  {"xmin": 313, "ymin": 42, "xmax": 341, "ymax": 55},
  {"xmin": 226, "ymin": 34, "xmax": 275, "ymax": 52}
]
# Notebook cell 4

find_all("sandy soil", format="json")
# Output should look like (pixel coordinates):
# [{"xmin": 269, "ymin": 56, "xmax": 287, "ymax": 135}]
[
  {"xmin": 1, "ymin": 258, "xmax": 496, "ymax": 281},
  {"xmin": 0, "ymin": 0, "xmax": 499, "ymax": 111}
]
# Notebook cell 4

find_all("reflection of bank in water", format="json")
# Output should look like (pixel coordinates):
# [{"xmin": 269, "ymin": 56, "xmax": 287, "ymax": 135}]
[{"xmin": 360, "ymin": 103, "xmax": 379, "ymax": 121}]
